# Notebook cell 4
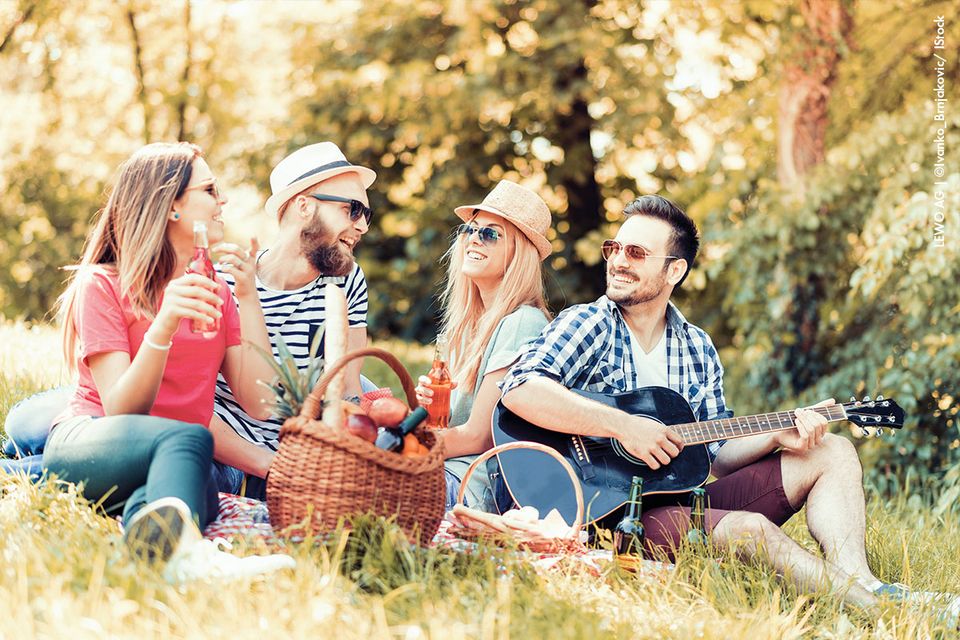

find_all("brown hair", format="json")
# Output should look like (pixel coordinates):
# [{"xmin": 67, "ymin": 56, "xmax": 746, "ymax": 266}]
[{"xmin": 57, "ymin": 142, "xmax": 202, "ymax": 370}]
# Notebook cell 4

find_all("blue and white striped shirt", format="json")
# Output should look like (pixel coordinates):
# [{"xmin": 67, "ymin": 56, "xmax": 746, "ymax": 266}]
[
  {"xmin": 213, "ymin": 259, "xmax": 368, "ymax": 451},
  {"xmin": 500, "ymin": 296, "xmax": 732, "ymax": 460}
]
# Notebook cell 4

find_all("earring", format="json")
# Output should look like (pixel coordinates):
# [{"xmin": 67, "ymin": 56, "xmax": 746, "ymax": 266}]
[{"xmin": 172, "ymin": 212, "xmax": 181, "ymax": 220}]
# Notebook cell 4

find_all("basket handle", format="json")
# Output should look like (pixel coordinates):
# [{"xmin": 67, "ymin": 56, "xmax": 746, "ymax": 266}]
[
  {"xmin": 455, "ymin": 441, "xmax": 585, "ymax": 531},
  {"xmin": 300, "ymin": 347, "xmax": 420, "ymax": 422}
]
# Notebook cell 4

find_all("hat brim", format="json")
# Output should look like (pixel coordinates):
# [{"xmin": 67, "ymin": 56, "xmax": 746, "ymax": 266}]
[
  {"xmin": 454, "ymin": 204, "xmax": 552, "ymax": 260},
  {"xmin": 265, "ymin": 165, "xmax": 377, "ymax": 217}
]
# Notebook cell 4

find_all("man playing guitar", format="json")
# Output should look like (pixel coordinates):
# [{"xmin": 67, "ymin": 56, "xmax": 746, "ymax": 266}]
[{"xmin": 500, "ymin": 195, "xmax": 946, "ymax": 611}]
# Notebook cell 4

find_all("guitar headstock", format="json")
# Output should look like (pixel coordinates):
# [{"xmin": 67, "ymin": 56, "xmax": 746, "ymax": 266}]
[{"xmin": 843, "ymin": 395, "xmax": 905, "ymax": 436}]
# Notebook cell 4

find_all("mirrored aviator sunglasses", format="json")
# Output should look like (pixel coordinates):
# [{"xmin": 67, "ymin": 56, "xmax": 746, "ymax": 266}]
[
  {"xmin": 309, "ymin": 194, "xmax": 373, "ymax": 225},
  {"xmin": 601, "ymin": 239, "xmax": 679, "ymax": 263},
  {"xmin": 457, "ymin": 223, "xmax": 501, "ymax": 246}
]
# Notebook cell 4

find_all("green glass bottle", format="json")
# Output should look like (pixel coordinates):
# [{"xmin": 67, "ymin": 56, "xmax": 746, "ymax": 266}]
[
  {"xmin": 613, "ymin": 476, "xmax": 645, "ymax": 557},
  {"xmin": 374, "ymin": 407, "xmax": 429, "ymax": 452},
  {"xmin": 687, "ymin": 487, "xmax": 708, "ymax": 545}
]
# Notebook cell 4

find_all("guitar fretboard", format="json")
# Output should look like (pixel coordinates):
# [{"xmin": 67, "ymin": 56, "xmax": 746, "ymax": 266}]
[{"xmin": 672, "ymin": 405, "xmax": 849, "ymax": 445}]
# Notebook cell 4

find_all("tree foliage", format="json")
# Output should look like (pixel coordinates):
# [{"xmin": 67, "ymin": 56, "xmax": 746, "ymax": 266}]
[{"xmin": 1, "ymin": 0, "xmax": 957, "ymax": 487}]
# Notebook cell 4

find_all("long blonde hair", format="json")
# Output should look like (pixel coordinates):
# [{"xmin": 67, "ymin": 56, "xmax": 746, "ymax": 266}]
[
  {"xmin": 57, "ymin": 142, "xmax": 202, "ymax": 371},
  {"xmin": 439, "ymin": 217, "xmax": 551, "ymax": 392}
]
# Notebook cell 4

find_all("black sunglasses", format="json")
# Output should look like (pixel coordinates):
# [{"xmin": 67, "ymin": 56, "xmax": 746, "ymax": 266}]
[
  {"xmin": 457, "ymin": 223, "xmax": 502, "ymax": 246},
  {"xmin": 309, "ymin": 194, "xmax": 373, "ymax": 225}
]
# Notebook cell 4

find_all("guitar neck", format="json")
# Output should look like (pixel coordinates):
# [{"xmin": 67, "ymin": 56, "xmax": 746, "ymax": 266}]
[{"xmin": 673, "ymin": 404, "xmax": 849, "ymax": 445}]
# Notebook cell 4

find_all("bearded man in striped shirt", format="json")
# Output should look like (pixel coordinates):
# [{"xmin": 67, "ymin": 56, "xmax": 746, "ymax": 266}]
[{"xmin": 210, "ymin": 142, "xmax": 376, "ymax": 499}]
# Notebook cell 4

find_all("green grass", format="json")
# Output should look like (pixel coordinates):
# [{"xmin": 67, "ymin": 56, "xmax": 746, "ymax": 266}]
[
  {"xmin": 1, "ymin": 321, "xmax": 958, "ymax": 639},
  {"xmin": 361, "ymin": 339, "xmax": 433, "ymax": 401}
]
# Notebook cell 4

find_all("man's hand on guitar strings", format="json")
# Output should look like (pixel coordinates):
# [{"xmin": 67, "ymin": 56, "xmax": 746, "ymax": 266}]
[
  {"xmin": 618, "ymin": 415, "xmax": 685, "ymax": 469},
  {"xmin": 773, "ymin": 398, "xmax": 836, "ymax": 453}
]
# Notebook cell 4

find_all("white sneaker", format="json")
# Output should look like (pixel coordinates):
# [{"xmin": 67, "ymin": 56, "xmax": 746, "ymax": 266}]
[
  {"xmin": 163, "ymin": 537, "xmax": 297, "ymax": 584},
  {"xmin": 873, "ymin": 583, "xmax": 960, "ymax": 628},
  {"xmin": 123, "ymin": 497, "xmax": 201, "ymax": 564},
  {"xmin": 873, "ymin": 582, "xmax": 955, "ymax": 604}
]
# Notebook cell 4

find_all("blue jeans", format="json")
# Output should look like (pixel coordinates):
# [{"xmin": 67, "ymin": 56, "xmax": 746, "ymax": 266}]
[
  {"xmin": 2, "ymin": 386, "xmax": 244, "ymax": 496},
  {"xmin": 210, "ymin": 460, "xmax": 266, "ymax": 500},
  {"xmin": 3, "ymin": 376, "xmax": 379, "ymax": 491},
  {"xmin": 45, "ymin": 415, "xmax": 220, "ymax": 526},
  {"xmin": 1, "ymin": 385, "xmax": 73, "ymax": 479}
]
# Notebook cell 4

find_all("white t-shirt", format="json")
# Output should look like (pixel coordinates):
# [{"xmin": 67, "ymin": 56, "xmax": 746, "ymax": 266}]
[{"xmin": 626, "ymin": 325, "xmax": 668, "ymax": 389}]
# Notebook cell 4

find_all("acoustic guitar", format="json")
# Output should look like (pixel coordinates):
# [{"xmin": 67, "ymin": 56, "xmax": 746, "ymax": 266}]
[{"xmin": 491, "ymin": 387, "xmax": 904, "ymax": 525}]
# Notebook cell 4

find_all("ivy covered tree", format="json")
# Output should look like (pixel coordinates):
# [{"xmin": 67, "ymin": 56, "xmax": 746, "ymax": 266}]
[{"xmin": 680, "ymin": 0, "xmax": 960, "ymax": 489}]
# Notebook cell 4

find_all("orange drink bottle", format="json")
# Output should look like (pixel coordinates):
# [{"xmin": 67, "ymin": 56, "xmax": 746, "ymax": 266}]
[
  {"xmin": 424, "ymin": 334, "xmax": 452, "ymax": 429},
  {"xmin": 186, "ymin": 221, "xmax": 220, "ymax": 338}
]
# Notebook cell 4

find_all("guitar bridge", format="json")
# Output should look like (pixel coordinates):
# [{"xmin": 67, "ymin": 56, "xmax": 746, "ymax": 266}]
[{"xmin": 569, "ymin": 436, "xmax": 596, "ymax": 480}]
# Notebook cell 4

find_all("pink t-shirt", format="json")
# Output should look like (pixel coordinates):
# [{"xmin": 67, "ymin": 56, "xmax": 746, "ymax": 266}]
[{"xmin": 54, "ymin": 268, "xmax": 242, "ymax": 427}]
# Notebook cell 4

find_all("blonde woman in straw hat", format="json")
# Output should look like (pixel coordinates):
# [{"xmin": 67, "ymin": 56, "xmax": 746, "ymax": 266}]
[{"xmin": 415, "ymin": 180, "xmax": 553, "ymax": 511}]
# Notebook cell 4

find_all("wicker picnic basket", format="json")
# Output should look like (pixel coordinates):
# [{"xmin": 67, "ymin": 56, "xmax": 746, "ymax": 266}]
[
  {"xmin": 448, "ymin": 441, "xmax": 586, "ymax": 554},
  {"xmin": 265, "ymin": 287, "xmax": 446, "ymax": 545}
]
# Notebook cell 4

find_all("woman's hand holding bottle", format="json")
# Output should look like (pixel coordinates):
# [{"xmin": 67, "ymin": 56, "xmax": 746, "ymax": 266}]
[
  {"xmin": 146, "ymin": 274, "xmax": 223, "ymax": 345},
  {"xmin": 414, "ymin": 375, "xmax": 459, "ymax": 407}
]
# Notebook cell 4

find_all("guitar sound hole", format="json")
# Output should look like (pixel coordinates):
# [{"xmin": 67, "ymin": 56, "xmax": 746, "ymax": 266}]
[{"xmin": 611, "ymin": 439, "xmax": 648, "ymax": 466}]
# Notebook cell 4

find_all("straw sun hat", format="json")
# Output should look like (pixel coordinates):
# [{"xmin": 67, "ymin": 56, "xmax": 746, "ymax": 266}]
[
  {"xmin": 264, "ymin": 142, "xmax": 376, "ymax": 217},
  {"xmin": 454, "ymin": 180, "xmax": 553, "ymax": 260}
]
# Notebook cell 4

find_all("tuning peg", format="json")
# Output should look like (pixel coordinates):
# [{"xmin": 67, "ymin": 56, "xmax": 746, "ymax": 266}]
[
  {"xmin": 862, "ymin": 395, "xmax": 872, "ymax": 402},
  {"xmin": 877, "ymin": 394, "xmax": 884, "ymax": 401},
  {"xmin": 850, "ymin": 396, "xmax": 857, "ymax": 402},
  {"xmin": 877, "ymin": 428, "xmax": 885, "ymax": 437},
  {"xmin": 858, "ymin": 427, "xmax": 869, "ymax": 437}
]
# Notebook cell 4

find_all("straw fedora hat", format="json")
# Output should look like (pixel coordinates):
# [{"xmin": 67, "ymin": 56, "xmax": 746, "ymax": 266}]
[
  {"xmin": 454, "ymin": 180, "xmax": 552, "ymax": 260},
  {"xmin": 264, "ymin": 142, "xmax": 376, "ymax": 217}
]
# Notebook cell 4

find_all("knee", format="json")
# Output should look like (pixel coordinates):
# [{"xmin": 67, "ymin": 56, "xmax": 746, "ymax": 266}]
[
  {"xmin": 184, "ymin": 423, "xmax": 214, "ymax": 455},
  {"xmin": 820, "ymin": 433, "xmax": 861, "ymax": 472},
  {"xmin": 719, "ymin": 511, "xmax": 778, "ymax": 545},
  {"xmin": 158, "ymin": 421, "xmax": 214, "ymax": 457},
  {"xmin": 792, "ymin": 433, "xmax": 860, "ymax": 472},
  {"xmin": 821, "ymin": 432, "xmax": 856, "ymax": 456}
]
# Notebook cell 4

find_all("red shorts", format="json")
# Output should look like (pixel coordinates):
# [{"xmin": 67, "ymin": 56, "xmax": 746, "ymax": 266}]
[{"xmin": 639, "ymin": 452, "xmax": 798, "ymax": 558}]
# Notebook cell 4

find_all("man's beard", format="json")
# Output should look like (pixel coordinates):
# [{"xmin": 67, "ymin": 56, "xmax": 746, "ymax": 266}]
[
  {"xmin": 300, "ymin": 215, "xmax": 354, "ymax": 276},
  {"xmin": 606, "ymin": 268, "xmax": 667, "ymax": 307}
]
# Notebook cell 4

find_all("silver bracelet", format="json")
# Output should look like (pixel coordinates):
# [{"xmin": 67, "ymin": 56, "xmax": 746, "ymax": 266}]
[{"xmin": 142, "ymin": 333, "xmax": 172, "ymax": 351}]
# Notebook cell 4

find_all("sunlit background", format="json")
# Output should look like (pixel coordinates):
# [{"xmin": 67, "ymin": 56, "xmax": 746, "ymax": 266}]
[{"xmin": 1, "ymin": 0, "xmax": 958, "ymax": 489}]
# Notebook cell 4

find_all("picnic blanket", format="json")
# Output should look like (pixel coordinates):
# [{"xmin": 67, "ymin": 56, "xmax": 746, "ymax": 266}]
[{"xmin": 203, "ymin": 493, "xmax": 673, "ymax": 577}]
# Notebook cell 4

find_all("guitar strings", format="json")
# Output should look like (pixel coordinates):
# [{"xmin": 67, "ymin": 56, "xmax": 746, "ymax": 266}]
[{"xmin": 577, "ymin": 403, "xmax": 858, "ymax": 451}]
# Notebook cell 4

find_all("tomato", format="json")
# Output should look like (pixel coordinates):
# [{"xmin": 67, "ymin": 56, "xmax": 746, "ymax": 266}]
[
  {"xmin": 369, "ymin": 397, "xmax": 409, "ymax": 428},
  {"xmin": 345, "ymin": 413, "xmax": 378, "ymax": 443}
]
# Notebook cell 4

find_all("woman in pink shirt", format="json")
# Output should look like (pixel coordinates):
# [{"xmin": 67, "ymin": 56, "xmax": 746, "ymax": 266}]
[{"xmin": 43, "ymin": 142, "xmax": 293, "ymax": 582}]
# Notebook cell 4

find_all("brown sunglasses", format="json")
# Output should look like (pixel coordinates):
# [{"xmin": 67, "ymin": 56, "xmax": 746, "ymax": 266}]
[{"xmin": 601, "ymin": 239, "xmax": 679, "ymax": 263}]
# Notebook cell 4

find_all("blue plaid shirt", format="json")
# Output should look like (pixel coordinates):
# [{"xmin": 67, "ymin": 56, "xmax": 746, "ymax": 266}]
[{"xmin": 500, "ymin": 296, "xmax": 732, "ymax": 460}]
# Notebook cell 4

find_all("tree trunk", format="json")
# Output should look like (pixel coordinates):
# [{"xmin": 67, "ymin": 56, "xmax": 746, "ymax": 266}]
[
  {"xmin": 778, "ymin": 0, "xmax": 852, "ymax": 392},
  {"xmin": 777, "ymin": 0, "xmax": 852, "ymax": 191},
  {"xmin": 0, "ymin": 2, "xmax": 36, "ymax": 54},
  {"xmin": 548, "ymin": 59, "xmax": 603, "ymax": 306},
  {"xmin": 176, "ymin": 0, "xmax": 192, "ymax": 142},
  {"xmin": 125, "ymin": 5, "xmax": 151, "ymax": 143}
]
